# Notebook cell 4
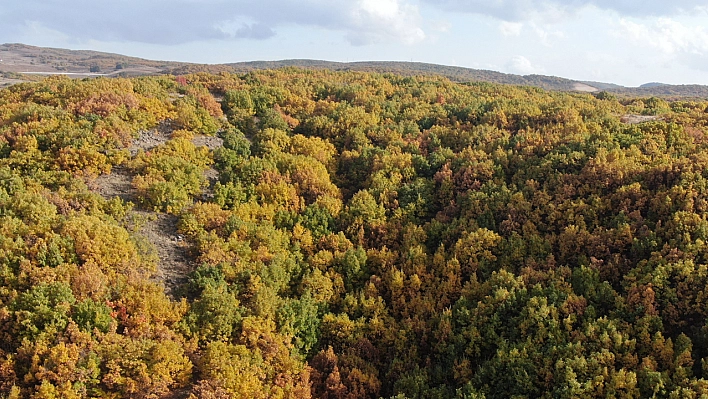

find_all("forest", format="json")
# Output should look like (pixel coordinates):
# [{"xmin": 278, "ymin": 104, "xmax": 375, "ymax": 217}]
[{"xmin": 1, "ymin": 69, "xmax": 708, "ymax": 398}]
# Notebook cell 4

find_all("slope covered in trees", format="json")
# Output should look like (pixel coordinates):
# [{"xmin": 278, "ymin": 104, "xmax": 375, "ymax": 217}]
[
  {"xmin": 6, "ymin": 43, "xmax": 708, "ymax": 98},
  {"xmin": 2, "ymin": 70, "xmax": 708, "ymax": 398}
]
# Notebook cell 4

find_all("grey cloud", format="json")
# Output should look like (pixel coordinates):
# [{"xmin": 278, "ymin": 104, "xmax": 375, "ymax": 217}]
[
  {"xmin": 1, "ymin": 0, "xmax": 422, "ymax": 45},
  {"xmin": 2, "ymin": 0, "xmax": 231, "ymax": 44},
  {"xmin": 423, "ymin": 0, "xmax": 707, "ymax": 21}
]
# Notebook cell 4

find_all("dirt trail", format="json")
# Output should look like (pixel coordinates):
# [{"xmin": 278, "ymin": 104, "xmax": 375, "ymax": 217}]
[
  {"xmin": 138, "ymin": 211, "xmax": 192, "ymax": 294},
  {"xmin": 193, "ymin": 134, "xmax": 224, "ymax": 198},
  {"xmin": 92, "ymin": 174, "xmax": 193, "ymax": 296},
  {"xmin": 90, "ymin": 124, "xmax": 224, "ymax": 297},
  {"xmin": 92, "ymin": 166, "xmax": 134, "ymax": 202}
]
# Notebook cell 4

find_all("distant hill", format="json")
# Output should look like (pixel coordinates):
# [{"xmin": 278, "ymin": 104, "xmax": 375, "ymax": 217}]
[
  {"xmin": 640, "ymin": 82, "xmax": 667, "ymax": 88},
  {"xmin": 216, "ymin": 59, "xmax": 582, "ymax": 91},
  {"xmin": 608, "ymin": 84, "xmax": 708, "ymax": 99},
  {"xmin": 0, "ymin": 43, "xmax": 175, "ymax": 73},
  {"xmin": 2, "ymin": 43, "xmax": 708, "ymax": 98}
]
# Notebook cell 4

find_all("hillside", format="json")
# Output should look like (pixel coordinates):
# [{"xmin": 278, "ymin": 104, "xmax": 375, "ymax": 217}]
[
  {"xmin": 3, "ymin": 69, "xmax": 708, "ymax": 397},
  {"xmin": 217, "ymin": 59, "xmax": 581, "ymax": 90},
  {"xmin": 0, "ymin": 43, "xmax": 173, "ymax": 73},
  {"xmin": 4, "ymin": 43, "xmax": 708, "ymax": 98},
  {"xmin": 610, "ymin": 84, "xmax": 708, "ymax": 99},
  {"xmin": 0, "ymin": 43, "xmax": 173, "ymax": 86}
]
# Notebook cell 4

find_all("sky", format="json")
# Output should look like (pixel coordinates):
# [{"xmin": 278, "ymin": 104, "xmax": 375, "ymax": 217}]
[{"xmin": 2, "ymin": 0, "xmax": 708, "ymax": 87}]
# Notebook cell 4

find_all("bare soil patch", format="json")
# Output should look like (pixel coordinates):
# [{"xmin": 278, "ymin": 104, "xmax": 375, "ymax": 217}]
[
  {"xmin": 91, "ymin": 170, "xmax": 194, "ymax": 297},
  {"xmin": 88, "ymin": 123, "xmax": 224, "ymax": 298},
  {"xmin": 0, "ymin": 77, "xmax": 25, "ymax": 88},
  {"xmin": 91, "ymin": 166, "xmax": 135, "ymax": 202},
  {"xmin": 620, "ymin": 114, "xmax": 663, "ymax": 124},
  {"xmin": 192, "ymin": 134, "xmax": 223, "ymax": 150},
  {"xmin": 194, "ymin": 134, "xmax": 224, "ymax": 199},
  {"xmin": 139, "ymin": 212, "xmax": 193, "ymax": 294},
  {"xmin": 130, "ymin": 122, "xmax": 174, "ymax": 155},
  {"xmin": 573, "ymin": 83, "xmax": 598, "ymax": 92}
]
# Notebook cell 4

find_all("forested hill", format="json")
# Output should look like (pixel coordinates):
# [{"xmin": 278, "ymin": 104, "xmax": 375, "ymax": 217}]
[
  {"xmin": 4, "ymin": 43, "xmax": 708, "ymax": 98},
  {"xmin": 609, "ymin": 84, "xmax": 708, "ymax": 98},
  {"xmin": 219, "ymin": 60, "xmax": 582, "ymax": 91},
  {"xmin": 3, "ymin": 69, "xmax": 708, "ymax": 397}
]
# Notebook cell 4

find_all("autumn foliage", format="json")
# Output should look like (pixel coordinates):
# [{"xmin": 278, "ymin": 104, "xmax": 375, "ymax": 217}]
[{"xmin": 2, "ymin": 70, "xmax": 708, "ymax": 398}]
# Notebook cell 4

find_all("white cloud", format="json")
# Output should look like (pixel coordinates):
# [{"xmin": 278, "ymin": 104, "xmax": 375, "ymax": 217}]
[
  {"xmin": 430, "ymin": 19, "xmax": 452, "ymax": 33},
  {"xmin": 615, "ymin": 17, "xmax": 708, "ymax": 72},
  {"xmin": 351, "ymin": 0, "xmax": 425, "ymax": 45},
  {"xmin": 618, "ymin": 18, "xmax": 708, "ymax": 55},
  {"xmin": 505, "ymin": 55, "xmax": 546, "ymax": 74},
  {"xmin": 359, "ymin": 0, "xmax": 399, "ymax": 18},
  {"xmin": 499, "ymin": 21, "xmax": 523, "ymax": 36},
  {"xmin": 529, "ymin": 22, "xmax": 564, "ymax": 46}
]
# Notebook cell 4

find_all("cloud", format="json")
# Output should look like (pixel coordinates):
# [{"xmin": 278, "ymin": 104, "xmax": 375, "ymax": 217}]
[
  {"xmin": 591, "ymin": 0, "xmax": 703, "ymax": 17},
  {"xmin": 499, "ymin": 21, "xmax": 523, "ymax": 36},
  {"xmin": 430, "ymin": 19, "xmax": 452, "ymax": 33},
  {"xmin": 422, "ymin": 0, "xmax": 708, "ymax": 22},
  {"xmin": 617, "ymin": 17, "xmax": 708, "ymax": 70},
  {"xmin": 529, "ymin": 22, "xmax": 564, "ymax": 46},
  {"xmin": 217, "ymin": 18, "xmax": 276, "ymax": 40},
  {"xmin": 618, "ymin": 18, "xmax": 708, "ymax": 54},
  {"xmin": 0, "ymin": 0, "xmax": 424, "ymax": 46},
  {"xmin": 232, "ymin": 24, "xmax": 275, "ymax": 40},
  {"xmin": 505, "ymin": 55, "xmax": 546, "ymax": 74},
  {"xmin": 350, "ymin": 0, "xmax": 425, "ymax": 45}
]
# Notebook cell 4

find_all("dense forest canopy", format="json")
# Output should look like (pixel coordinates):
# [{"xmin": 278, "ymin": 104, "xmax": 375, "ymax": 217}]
[{"xmin": 1, "ymin": 69, "xmax": 708, "ymax": 398}]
